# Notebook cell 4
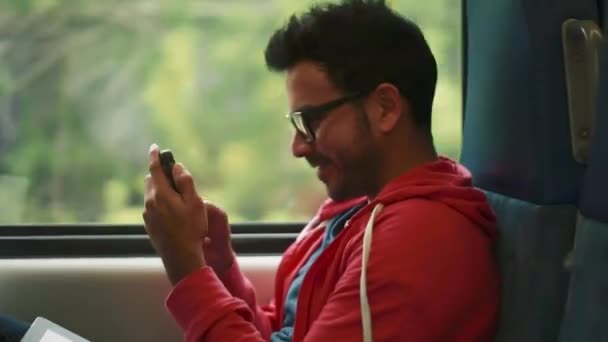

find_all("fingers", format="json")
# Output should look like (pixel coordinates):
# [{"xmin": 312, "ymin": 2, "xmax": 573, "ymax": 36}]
[
  {"xmin": 204, "ymin": 200, "xmax": 225, "ymax": 216},
  {"xmin": 170, "ymin": 162, "xmax": 208, "ymax": 236},
  {"xmin": 143, "ymin": 174, "xmax": 155, "ymax": 213},
  {"xmin": 145, "ymin": 144, "xmax": 204, "ymax": 219},
  {"xmin": 143, "ymin": 173, "xmax": 163, "ymax": 232},
  {"xmin": 204, "ymin": 200, "xmax": 229, "ymax": 225},
  {"xmin": 148, "ymin": 144, "xmax": 173, "ymax": 198},
  {"xmin": 173, "ymin": 163, "xmax": 198, "ymax": 203},
  {"xmin": 144, "ymin": 174, "xmax": 154, "ymax": 201}
]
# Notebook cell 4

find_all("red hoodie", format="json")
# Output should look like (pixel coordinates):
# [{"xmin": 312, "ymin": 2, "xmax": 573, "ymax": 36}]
[{"xmin": 166, "ymin": 158, "xmax": 500, "ymax": 341}]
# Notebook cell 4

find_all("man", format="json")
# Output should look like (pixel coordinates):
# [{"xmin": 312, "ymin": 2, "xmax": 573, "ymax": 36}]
[{"xmin": 143, "ymin": 0, "xmax": 500, "ymax": 341}]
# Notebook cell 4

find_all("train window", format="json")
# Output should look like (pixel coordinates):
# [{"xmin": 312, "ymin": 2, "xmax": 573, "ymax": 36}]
[{"xmin": 0, "ymin": 0, "xmax": 461, "ymax": 225}]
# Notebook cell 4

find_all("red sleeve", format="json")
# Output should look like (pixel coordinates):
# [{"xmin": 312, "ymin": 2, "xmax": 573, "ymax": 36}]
[
  {"xmin": 216, "ymin": 259, "xmax": 278, "ymax": 335},
  {"xmin": 166, "ymin": 267, "xmax": 274, "ymax": 342}
]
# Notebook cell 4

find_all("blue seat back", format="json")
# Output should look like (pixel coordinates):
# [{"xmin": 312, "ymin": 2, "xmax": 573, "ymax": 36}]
[
  {"xmin": 461, "ymin": 0, "xmax": 597, "ymax": 341},
  {"xmin": 559, "ymin": 39, "xmax": 608, "ymax": 342}
]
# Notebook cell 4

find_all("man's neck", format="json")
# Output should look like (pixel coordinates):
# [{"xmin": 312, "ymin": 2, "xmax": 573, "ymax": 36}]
[{"xmin": 367, "ymin": 139, "xmax": 438, "ymax": 200}]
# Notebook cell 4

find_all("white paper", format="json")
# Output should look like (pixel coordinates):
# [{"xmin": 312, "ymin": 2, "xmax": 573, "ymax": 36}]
[{"xmin": 39, "ymin": 329, "xmax": 73, "ymax": 342}]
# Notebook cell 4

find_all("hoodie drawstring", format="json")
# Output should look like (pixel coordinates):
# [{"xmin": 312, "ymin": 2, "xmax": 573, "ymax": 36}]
[{"xmin": 360, "ymin": 203, "xmax": 384, "ymax": 342}]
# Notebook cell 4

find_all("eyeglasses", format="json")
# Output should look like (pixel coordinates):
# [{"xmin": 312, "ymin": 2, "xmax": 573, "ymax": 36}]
[{"xmin": 285, "ymin": 92, "xmax": 366, "ymax": 143}]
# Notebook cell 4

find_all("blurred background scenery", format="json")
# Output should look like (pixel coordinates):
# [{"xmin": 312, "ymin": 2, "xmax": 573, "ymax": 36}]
[{"xmin": 0, "ymin": 0, "xmax": 461, "ymax": 224}]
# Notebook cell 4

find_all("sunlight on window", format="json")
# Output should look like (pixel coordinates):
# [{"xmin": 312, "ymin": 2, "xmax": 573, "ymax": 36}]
[{"xmin": 0, "ymin": 0, "xmax": 461, "ymax": 224}]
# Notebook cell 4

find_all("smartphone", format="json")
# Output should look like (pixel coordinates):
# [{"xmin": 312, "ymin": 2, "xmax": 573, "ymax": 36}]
[{"xmin": 159, "ymin": 149, "xmax": 179, "ymax": 192}]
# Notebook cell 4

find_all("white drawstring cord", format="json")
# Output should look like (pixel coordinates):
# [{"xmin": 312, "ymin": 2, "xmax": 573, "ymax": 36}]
[{"xmin": 360, "ymin": 203, "xmax": 384, "ymax": 342}]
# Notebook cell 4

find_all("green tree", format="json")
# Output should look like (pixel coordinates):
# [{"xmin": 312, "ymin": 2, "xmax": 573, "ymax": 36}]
[{"xmin": 0, "ymin": 0, "xmax": 462, "ymax": 224}]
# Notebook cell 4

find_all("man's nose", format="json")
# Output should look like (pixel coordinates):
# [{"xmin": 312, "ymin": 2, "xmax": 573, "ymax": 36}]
[{"xmin": 291, "ymin": 131, "xmax": 313, "ymax": 158}]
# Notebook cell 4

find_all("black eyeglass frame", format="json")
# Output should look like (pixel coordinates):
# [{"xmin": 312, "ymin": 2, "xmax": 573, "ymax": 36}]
[{"xmin": 285, "ymin": 92, "xmax": 368, "ymax": 143}]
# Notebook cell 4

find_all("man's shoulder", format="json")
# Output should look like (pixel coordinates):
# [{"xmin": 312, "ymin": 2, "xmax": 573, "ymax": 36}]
[
  {"xmin": 365, "ymin": 198, "xmax": 488, "ymax": 248},
  {"xmin": 379, "ymin": 198, "xmax": 466, "ymax": 224}
]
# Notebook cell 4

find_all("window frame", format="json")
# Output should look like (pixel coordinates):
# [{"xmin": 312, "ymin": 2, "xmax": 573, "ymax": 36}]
[{"xmin": 0, "ymin": 223, "xmax": 301, "ymax": 258}]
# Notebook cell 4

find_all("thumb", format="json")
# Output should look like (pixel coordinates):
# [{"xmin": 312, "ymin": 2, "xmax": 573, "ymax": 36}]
[{"xmin": 173, "ymin": 162, "xmax": 198, "ymax": 202}]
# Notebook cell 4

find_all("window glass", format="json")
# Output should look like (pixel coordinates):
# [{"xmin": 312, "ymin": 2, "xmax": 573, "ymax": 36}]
[{"xmin": 0, "ymin": 0, "xmax": 461, "ymax": 224}]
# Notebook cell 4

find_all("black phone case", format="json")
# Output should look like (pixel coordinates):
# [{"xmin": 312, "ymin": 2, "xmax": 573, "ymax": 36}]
[{"xmin": 159, "ymin": 149, "xmax": 178, "ymax": 191}]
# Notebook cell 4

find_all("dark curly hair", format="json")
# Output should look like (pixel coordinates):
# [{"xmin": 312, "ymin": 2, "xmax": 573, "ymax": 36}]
[{"xmin": 264, "ymin": 0, "xmax": 437, "ymax": 131}]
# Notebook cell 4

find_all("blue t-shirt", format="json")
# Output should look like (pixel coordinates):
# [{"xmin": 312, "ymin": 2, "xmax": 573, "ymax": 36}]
[{"xmin": 270, "ymin": 204, "xmax": 363, "ymax": 341}]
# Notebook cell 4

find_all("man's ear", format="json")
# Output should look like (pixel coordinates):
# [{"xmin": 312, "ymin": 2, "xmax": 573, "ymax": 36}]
[{"xmin": 368, "ymin": 83, "xmax": 406, "ymax": 134}]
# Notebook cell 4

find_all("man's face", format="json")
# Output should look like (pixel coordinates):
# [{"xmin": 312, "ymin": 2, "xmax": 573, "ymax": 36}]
[{"xmin": 286, "ymin": 61, "xmax": 381, "ymax": 201}]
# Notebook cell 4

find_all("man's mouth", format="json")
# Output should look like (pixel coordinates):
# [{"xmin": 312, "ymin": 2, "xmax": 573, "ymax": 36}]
[{"xmin": 306, "ymin": 155, "xmax": 328, "ymax": 169}]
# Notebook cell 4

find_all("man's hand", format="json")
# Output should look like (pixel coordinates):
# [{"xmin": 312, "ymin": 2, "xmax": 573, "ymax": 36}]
[
  {"xmin": 143, "ymin": 144, "xmax": 208, "ymax": 286},
  {"xmin": 203, "ymin": 202, "xmax": 235, "ymax": 276}
]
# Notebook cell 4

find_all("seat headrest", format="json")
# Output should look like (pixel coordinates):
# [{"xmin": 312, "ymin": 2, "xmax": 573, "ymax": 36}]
[
  {"xmin": 580, "ymin": 41, "xmax": 608, "ymax": 222},
  {"xmin": 461, "ymin": 2, "xmax": 597, "ymax": 204}
]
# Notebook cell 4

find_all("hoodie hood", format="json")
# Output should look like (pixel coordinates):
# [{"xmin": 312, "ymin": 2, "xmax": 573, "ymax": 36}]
[{"xmin": 316, "ymin": 157, "xmax": 497, "ymax": 240}]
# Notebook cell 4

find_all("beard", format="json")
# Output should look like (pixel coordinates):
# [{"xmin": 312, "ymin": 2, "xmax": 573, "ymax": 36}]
[
  {"xmin": 326, "ymin": 140, "xmax": 381, "ymax": 201},
  {"xmin": 307, "ymin": 116, "xmax": 382, "ymax": 201}
]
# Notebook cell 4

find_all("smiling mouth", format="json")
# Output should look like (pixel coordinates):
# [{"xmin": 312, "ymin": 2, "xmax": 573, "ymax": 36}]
[
  {"xmin": 308, "ymin": 160, "xmax": 321, "ymax": 169},
  {"xmin": 306, "ymin": 154, "xmax": 328, "ymax": 169}
]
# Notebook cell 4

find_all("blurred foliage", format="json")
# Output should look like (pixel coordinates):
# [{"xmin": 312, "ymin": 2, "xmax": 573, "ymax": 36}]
[{"xmin": 0, "ymin": 0, "xmax": 461, "ymax": 224}]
